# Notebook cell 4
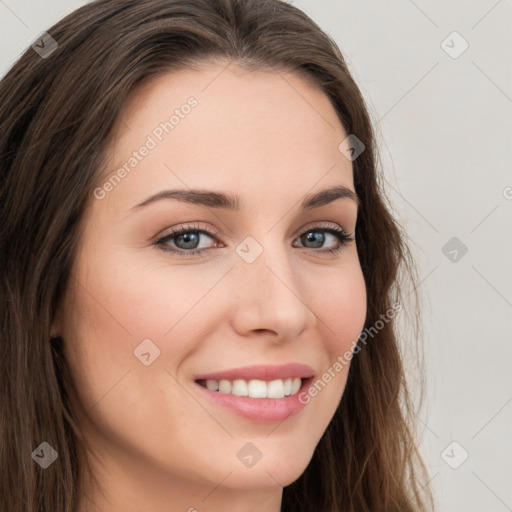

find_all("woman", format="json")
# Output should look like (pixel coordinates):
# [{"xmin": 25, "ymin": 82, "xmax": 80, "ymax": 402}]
[{"xmin": 0, "ymin": 0, "xmax": 433, "ymax": 511}]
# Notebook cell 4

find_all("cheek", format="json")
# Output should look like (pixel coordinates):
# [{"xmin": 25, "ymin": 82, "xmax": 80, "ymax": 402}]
[
  {"xmin": 68, "ymin": 246, "xmax": 220, "ymax": 343},
  {"xmin": 84, "ymin": 252, "xmax": 231, "ymax": 340},
  {"xmin": 289, "ymin": 260, "xmax": 366, "ymax": 419},
  {"xmin": 61, "ymin": 252, "xmax": 233, "ymax": 407},
  {"xmin": 307, "ymin": 260, "xmax": 367, "ymax": 356}
]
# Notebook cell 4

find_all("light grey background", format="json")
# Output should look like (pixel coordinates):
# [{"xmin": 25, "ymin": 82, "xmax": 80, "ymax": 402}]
[{"xmin": 1, "ymin": 1, "xmax": 511, "ymax": 510}]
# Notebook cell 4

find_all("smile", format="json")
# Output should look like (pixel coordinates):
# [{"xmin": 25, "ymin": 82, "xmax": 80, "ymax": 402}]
[
  {"xmin": 197, "ymin": 377, "xmax": 303, "ymax": 399},
  {"xmin": 193, "ymin": 363, "xmax": 315, "ymax": 422}
]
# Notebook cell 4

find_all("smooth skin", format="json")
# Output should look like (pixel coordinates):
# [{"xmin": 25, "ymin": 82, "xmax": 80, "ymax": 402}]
[{"xmin": 52, "ymin": 60, "xmax": 367, "ymax": 512}]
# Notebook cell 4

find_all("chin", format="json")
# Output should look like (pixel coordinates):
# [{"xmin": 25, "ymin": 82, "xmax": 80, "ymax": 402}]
[{"xmin": 219, "ymin": 443, "xmax": 316, "ymax": 490}]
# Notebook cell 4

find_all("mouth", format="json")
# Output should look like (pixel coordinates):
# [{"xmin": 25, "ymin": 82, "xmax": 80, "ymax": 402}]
[
  {"xmin": 193, "ymin": 364, "xmax": 315, "ymax": 422},
  {"xmin": 196, "ymin": 377, "xmax": 304, "ymax": 399}
]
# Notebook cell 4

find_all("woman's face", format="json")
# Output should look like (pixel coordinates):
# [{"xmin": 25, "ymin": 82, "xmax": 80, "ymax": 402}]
[{"xmin": 54, "ymin": 61, "xmax": 367, "ymax": 508}]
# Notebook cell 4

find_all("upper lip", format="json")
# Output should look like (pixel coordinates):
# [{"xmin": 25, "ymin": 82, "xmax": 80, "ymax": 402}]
[{"xmin": 195, "ymin": 363, "xmax": 315, "ymax": 382}]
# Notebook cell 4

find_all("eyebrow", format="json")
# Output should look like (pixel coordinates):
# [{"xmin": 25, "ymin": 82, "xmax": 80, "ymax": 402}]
[{"xmin": 130, "ymin": 184, "xmax": 360, "ymax": 212}]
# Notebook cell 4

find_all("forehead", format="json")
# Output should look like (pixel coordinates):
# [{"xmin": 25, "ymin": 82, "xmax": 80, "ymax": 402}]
[{"xmin": 99, "ymin": 61, "xmax": 354, "ymax": 212}]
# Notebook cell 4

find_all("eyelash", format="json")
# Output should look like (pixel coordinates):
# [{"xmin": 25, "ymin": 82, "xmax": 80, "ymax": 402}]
[{"xmin": 154, "ymin": 222, "xmax": 355, "ymax": 257}]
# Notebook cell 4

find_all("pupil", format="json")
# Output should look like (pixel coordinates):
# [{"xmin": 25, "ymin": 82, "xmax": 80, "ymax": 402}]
[
  {"xmin": 303, "ymin": 231, "xmax": 324, "ymax": 248},
  {"xmin": 178, "ymin": 232, "xmax": 199, "ymax": 249}
]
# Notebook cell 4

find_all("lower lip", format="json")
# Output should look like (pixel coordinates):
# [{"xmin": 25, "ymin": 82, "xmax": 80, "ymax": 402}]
[{"xmin": 194, "ymin": 378, "xmax": 313, "ymax": 423}]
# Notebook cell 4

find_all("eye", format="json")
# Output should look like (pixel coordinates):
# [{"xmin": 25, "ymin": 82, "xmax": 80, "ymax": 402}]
[
  {"xmin": 155, "ymin": 223, "xmax": 218, "ymax": 256},
  {"xmin": 293, "ymin": 222, "xmax": 354, "ymax": 255},
  {"xmin": 154, "ymin": 222, "xmax": 354, "ymax": 256}
]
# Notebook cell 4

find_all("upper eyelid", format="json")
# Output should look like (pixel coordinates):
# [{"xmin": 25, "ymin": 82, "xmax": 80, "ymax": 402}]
[{"xmin": 156, "ymin": 223, "xmax": 218, "ymax": 242}]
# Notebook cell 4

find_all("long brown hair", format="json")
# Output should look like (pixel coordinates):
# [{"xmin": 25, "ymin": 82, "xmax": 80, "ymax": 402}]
[{"xmin": 0, "ymin": 0, "xmax": 433, "ymax": 510}]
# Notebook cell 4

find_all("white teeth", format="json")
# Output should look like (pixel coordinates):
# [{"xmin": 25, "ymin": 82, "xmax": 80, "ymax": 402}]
[
  {"xmin": 283, "ymin": 378, "xmax": 292, "ymax": 396},
  {"xmin": 267, "ymin": 379, "xmax": 284, "ymax": 398},
  {"xmin": 218, "ymin": 380, "xmax": 232, "ymax": 394},
  {"xmin": 290, "ymin": 377, "xmax": 301, "ymax": 395},
  {"xmin": 231, "ymin": 379, "xmax": 249, "ymax": 396},
  {"xmin": 248, "ymin": 379, "xmax": 267, "ymax": 398},
  {"xmin": 206, "ymin": 379, "xmax": 219, "ymax": 391},
  {"xmin": 199, "ymin": 377, "xmax": 304, "ymax": 398}
]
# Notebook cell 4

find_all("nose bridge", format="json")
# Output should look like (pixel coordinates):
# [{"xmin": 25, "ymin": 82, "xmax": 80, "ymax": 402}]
[{"xmin": 230, "ymin": 232, "xmax": 316, "ymax": 338}]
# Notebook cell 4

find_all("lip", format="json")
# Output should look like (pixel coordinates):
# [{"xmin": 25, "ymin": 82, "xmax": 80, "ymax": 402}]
[
  {"xmin": 194, "ymin": 363, "xmax": 315, "ymax": 382},
  {"xmin": 193, "ymin": 363, "xmax": 315, "ymax": 423}
]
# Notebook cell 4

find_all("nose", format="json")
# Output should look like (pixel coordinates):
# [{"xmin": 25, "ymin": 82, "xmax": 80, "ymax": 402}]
[{"xmin": 229, "ymin": 240, "xmax": 318, "ymax": 342}]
